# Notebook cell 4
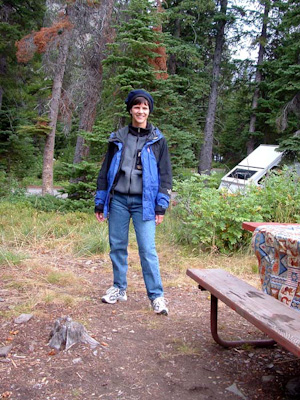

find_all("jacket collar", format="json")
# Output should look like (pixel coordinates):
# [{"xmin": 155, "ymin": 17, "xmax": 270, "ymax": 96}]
[
  {"xmin": 129, "ymin": 123, "xmax": 151, "ymax": 137},
  {"xmin": 109, "ymin": 124, "xmax": 161, "ymax": 143}
]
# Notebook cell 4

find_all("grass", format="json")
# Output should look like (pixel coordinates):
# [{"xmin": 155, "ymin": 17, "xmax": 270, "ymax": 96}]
[
  {"xmin": 158, "ymin": 338, "xmax": 201, "ymax": 359},
  {"xmin": 0, "ymin": 248, "xmax": 27, "ymax": 266},
  {"xmin": 46, "ymin": 270, "xmax": 78, "ymax": 286},
  {"xmin": 155, "ymin": 237, "xmax": 259, "ymax": 289},
  {"xmin": 0, "ymin": 201, "xmax": 109, "ymax": 256},
  {"xmin": 0, "ymin": 201, "xmax": 260, "ymax": 319},
  {"xmin": 174, "ymin": 340, "xmax": 201, "ymax": 356}
]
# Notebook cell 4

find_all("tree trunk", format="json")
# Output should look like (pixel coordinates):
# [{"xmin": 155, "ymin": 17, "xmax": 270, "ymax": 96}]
[
  {"xmin": 0, "ymin": 55, "xmax": 7, "ymax": 110},
  {"xmin": 246, "ymin": 1, "xmax": 270, "ymax": 155},
  {"xmin": 42, "ymin": 30, "xmax": 71, "ymax": 195},
  {"xmin": 72, "ymin": 0, "xmax": 114, "ymax": 166},
  {"xmin": 73, "ymin": 96, "xmax": 97, "ymax": 165},
  {"xmin": 198, "ymin": 0, "xmax": 228, "ymax": 174},
  {"xmin": 168, "ymin": 18, "xmax": 180, "ymax": 75},
  {"xmin": 0, "ymin": 86, "xmax": 3, "ymax": 110},
  {"xmin": 49, "ymin": 316, "xmax": 99, "ymax": 351}
]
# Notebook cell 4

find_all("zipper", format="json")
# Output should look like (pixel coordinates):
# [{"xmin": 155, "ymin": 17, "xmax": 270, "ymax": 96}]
[
  {"xmin": 111, "ymin": 140, "xmax": 125, "ymax": 193},
  {"xmin": 128, "ymin": 133, "xmax": 139, "ymax": 194}
]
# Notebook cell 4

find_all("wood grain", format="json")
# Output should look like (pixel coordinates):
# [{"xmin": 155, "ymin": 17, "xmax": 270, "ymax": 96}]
[{"xmin": 187, "ymin": 268, "xmax": 300, "ymax": 357}]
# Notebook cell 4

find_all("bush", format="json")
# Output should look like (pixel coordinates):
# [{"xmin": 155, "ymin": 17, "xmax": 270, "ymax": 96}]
[
  {"xmin": 25, "ymin": 195, "xmax": 93, "ymax": 213},
  {"xmin": 0, "ymin": 170, "xmax": 10, "ymax": 197},
  {"xmin": 173, "ymin": 168, "xmax": 300, "ymax": 252},
  {"xmin": 1, "ymin": 191, "xmax": 93, "ymax": 213}
]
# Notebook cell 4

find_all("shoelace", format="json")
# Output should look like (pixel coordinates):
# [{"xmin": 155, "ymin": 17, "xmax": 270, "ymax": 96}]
[
  {"xmin": 153, "ymin": 298, "xmax": 167, "ymax": 309},
  {"xmin": 106, "ymin": 286, "xmax": 119, "ymax": 294}
]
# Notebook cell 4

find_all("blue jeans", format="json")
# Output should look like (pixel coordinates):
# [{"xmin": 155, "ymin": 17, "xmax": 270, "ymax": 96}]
[{"xmin": 108, "ymin": 192, "xmax": 164, "ymax": 300}]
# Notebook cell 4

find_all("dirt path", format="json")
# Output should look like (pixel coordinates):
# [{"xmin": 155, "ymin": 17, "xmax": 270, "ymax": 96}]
[{"xmin": 1, "ymin": 249, "xmax": 300, "ymax": 400}]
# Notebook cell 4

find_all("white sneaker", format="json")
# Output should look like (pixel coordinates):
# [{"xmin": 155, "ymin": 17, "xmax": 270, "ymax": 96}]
[
  {"xmin": 151, "ymin": 297, "xmax": 168, "ymax": 315},
  {"xmin": 101, "ymin": 286, "xmax": 127, "ymax": 304}
]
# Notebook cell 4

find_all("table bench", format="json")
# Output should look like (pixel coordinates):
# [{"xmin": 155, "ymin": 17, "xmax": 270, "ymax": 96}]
[{"xmin": 186, "ymin": 268, "xmax": 300, "ymax": 357}]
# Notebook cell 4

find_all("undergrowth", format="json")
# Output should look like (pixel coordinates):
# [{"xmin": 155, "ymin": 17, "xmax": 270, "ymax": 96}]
[
  {"xmin": 173, "ymin": 167, "xmax": 300, "ymax": 252},
  {"xmin": 0, "ymin": 201, "xmax": 109, "ymax": 257},
  {"xmin": 0, "ymin": 194, "xmax": 260, "ymax": 318}
]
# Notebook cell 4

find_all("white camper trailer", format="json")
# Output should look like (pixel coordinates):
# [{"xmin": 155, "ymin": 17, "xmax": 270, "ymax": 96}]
[{"xmin": 218, "ymin": 145, "xmax": 283, "ymax": 193}]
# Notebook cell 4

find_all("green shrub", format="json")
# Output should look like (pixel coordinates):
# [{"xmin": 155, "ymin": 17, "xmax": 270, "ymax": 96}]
[
  {"xmin": 1, "ymin": 192, "xmax": 93, "ymax": 213},
  {"xmin": 173, "ymin": 168, "xmax": 300, "ymax": 252},
  {"xmin": 26, "ymin": 194, "xmax": 93, "ymax": 213},
  {"xmin": 0, "ymin": 170, "xmax": 10, "ymax": 197}
]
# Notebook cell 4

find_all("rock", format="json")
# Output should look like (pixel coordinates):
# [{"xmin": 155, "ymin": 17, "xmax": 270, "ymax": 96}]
[
  {"xmin": 72, "ymin": 357, "xmax": 82, "ymax": 364},
  {"xmin": 262, "ymin": 375, "xmax": 275, "ymax": 383},
  {"xmin": 226, "ymin": 383, "xmax": 247, "ymax": 400},
  {"xmin": 14, "ymin": 313, "xmax": 33, "ymax": 324},
  {"xmin": 29, "ymin": 341, "xmax": 37, "ymax": 352},
  {"xmin": 0, "ymin": 297, "xmax": 5, "ymax": 302},
  {"xmin": 286, "ymin": 377, "xmax": 300, "ymax": 397},
  {"xmin": 0, "ymin": 345, "xmax": 12, "ymax": 357}
]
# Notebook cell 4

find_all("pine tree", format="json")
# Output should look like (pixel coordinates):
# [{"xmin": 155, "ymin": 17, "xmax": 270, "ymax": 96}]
[
  {"xmin": 72, "ymin": 0, "xmax": 115, "ymax": 166},
  {"xmin": 94, "ymin": 0, "xmax": 215, "ymax": 173},
  {"xmin": 15, "ymin": 1, "xmax": 116, "ymax": 193},
  {"xmin": 255, "ymin": 0, "xmax": 300, "ymax": 154},
  {"xmin": 0, "ymin": 0, "xmax": 45, "ymax": 179}
]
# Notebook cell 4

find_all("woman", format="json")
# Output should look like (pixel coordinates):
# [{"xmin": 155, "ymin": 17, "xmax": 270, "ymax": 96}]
[{"xmin": 95, "ymin": 89, "xmax": 172, "ymax": 315}]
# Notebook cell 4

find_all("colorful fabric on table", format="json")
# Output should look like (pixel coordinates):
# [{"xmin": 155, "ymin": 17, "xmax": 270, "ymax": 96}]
[{"xmin": 252, "ymin": 225, "xmax": 300, "ymax": 311}]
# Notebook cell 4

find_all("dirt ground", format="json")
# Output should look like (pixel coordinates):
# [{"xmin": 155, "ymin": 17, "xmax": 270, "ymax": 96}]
[{"xmin": 1, "ymin": 248, "xmax": 300, "ymax": 400}]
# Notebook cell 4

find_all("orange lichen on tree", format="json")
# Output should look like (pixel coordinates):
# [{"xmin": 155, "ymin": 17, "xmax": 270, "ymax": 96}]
[
  {"xmin": 15, "ymin": 33, "xmax": 36, "ymax": 63},
  {"xmin": 16, "ymin": 17, "xmax": 73, "ymax": 63},
  {"xmin": 148, "ymin": 0, "xmax": 168, "ymax": 80},
  {"xmin": 34, "ymin": 17, "xmax": 73, "ymax": 53},
  {"xmin": 149, "ymin": 27, "xmax": 168, "ymax": 80}
]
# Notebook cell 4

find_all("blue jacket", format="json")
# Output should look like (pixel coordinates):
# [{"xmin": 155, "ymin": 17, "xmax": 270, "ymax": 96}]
[{"xmin": 95, "ymin": 125, "xmax": 172, "ymax": 221}]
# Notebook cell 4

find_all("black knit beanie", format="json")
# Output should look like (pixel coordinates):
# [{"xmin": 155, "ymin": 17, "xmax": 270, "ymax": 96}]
[{"xmin": 125, "ymin": 89, "xmax": 154, "ymax": 113}]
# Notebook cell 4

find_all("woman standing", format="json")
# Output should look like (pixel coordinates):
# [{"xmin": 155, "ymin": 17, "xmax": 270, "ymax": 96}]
[{"xmin": 95, "ymin": 89, "xmax": 172, "ymax": 315}]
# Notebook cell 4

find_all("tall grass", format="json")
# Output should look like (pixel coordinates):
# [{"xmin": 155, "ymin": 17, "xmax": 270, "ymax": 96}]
[
  {"xmin": 0, "ymin": 248, "xmax": 26, "ymax": 266},
  {"xmin": 0, "ymin": 201, "xmax": 109, "ymax": 256},
  {"xmin": 0, "ymin": 196, "xmax": 261, "ymax": 319}
]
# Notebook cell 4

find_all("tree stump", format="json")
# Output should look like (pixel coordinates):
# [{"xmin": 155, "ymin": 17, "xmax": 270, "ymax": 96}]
[{"xmin": 48, "ymin": 316, "xmax": 99, "ymax": 351}]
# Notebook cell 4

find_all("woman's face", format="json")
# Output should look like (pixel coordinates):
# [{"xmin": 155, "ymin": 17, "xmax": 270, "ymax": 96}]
[{"xmin": 130, "ymin": 101, "xmax": 150, "ymax": 128}]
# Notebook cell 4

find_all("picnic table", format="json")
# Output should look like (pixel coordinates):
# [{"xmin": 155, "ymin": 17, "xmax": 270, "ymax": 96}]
[
  {"xmin": 244, "ymin": 222, "xmax": 300, "ymax": 311},
  {"xmin": 186, "ymin": 222, "xmax": 300, "ymax": 354}
]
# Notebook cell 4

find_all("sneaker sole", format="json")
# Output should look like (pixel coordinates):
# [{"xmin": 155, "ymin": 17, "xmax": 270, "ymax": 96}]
[
  {"xmin": 101, "ymin": 298, "xmax": 117, "ymax": 304},
  {"xmin": 101, "ymin": 297, "xmax": 127, "ymax": 304},
  {"xmin": 154, "ymin": 309, "xmax": 168, "ymax": 315}
]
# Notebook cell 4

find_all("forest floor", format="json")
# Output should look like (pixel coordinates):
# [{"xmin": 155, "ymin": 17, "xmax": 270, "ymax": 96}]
[{"xmin": 1, "ymin": 243, "xmax": 300, "ymax": 400}]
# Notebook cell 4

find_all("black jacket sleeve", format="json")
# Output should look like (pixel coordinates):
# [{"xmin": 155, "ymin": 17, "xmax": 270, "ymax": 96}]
[
  {"xmin": 154, "ymin": 136, "xmax": 172, "ymax": 215},
  {"xmin": 95, "ymin": 143, "xmax": 116, "ymax": 213}
]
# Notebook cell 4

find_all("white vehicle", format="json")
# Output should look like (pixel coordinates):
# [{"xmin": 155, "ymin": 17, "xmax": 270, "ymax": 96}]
[{"xmin": 218, "ymin": 145, "xmax": 283, "ymax": 193}]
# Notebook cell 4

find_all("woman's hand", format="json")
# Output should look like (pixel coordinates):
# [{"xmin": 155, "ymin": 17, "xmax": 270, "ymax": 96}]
[
  {"xmin": 155, "ymin": 214, "xmax": 164, "ymax": 225},
  {"xmin": 95, "ymin": 212, "xmax": 105, "ymax": 223}
]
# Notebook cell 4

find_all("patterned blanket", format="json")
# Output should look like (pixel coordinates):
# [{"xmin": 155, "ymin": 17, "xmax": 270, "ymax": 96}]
[{"xmin": 252, "ymin": 225, "xmax": 300, "ymax": 311}]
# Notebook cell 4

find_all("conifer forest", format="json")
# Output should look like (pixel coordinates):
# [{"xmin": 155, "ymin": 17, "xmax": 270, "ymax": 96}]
[{"xmin": 0, "ymin": 0, "xmax": 300, "ymax": 199}]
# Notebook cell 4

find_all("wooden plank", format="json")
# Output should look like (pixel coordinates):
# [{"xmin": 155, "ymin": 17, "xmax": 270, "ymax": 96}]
[
  {"xmin": 241, "ymin": 221, "xmax": 298, "ymax": 232},
  {"xmin": 187, "ymin": 268, "xmax": 300, "ymax": 357}
]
